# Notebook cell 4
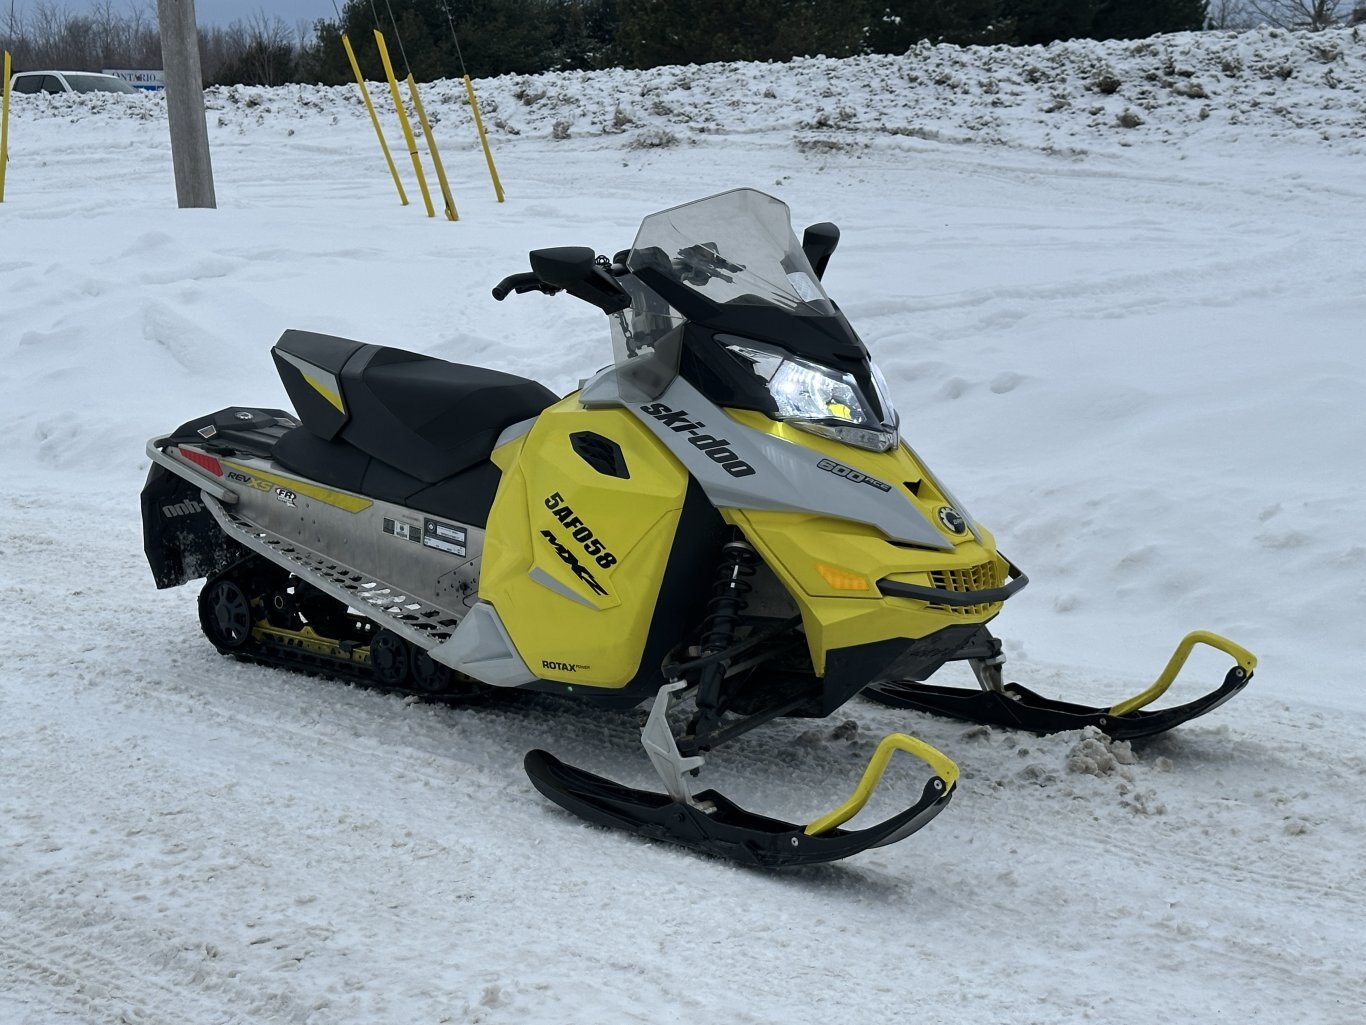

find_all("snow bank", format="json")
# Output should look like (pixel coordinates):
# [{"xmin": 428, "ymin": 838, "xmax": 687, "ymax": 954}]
[{"xmin": 10, "ymin": 26, "xmax": 1366, "ymax": 157}]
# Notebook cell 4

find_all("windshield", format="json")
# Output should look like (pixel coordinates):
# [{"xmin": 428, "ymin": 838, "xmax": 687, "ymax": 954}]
[
  {"xmin": 65, "ymin": 74, "xmax": 140, "ymax": 94},
  {"xmin": 609, "ymin": 189, "xmax": 833, "ymax": 391},
  {"xmin": 626, "ymin": 189, "xmax": 832, "ymax": 314}
]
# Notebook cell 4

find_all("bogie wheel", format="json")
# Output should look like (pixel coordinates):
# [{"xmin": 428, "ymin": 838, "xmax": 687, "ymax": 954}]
[
  {"xmin": 199, "ymin": 579, "xmax": 254, "ymax": 651},
  {"xmin": 412, "ymin": 650, "xmax": 452, "ymax": 694},
  {"xmin": 369, "ymin": 630, "xmax": 411, "ymax": 687}
]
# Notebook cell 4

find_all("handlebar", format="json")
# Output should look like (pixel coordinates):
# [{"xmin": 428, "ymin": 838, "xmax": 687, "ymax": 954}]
[
  {"xmin": 491, "ymin": 255, "xmax": 631, "ymax": 313},
  {"xmin": 492, "ymin": 272, "xmax": 563, "ymax": 302}
]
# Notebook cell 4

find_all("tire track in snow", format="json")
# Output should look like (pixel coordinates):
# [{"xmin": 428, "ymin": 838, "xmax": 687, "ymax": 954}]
[
  {"xmin": 900, "ymin": 720, "xmax": 1366, "ymax": 1022},
  {"xmin": 0, "ymin": 920, "xmax": 322, "ymax": 1025}
]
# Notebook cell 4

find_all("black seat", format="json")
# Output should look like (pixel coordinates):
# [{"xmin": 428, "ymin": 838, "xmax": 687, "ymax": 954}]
[{"xmin": 270, "ymin": 330, "xmax": 558, "ymax": 526}]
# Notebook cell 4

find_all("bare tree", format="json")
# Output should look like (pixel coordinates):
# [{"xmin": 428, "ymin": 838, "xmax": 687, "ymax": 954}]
[
  {"xmin": 1246, "ymin": 0, "xmax": 1348, "ymax": 29},
  {"xmin": 90, "ymin": 0, "xmax": 121, "ymax": 65},
  {"xmin": 1207, "ymin": 0, "xmax": 1262, "ymax": 27},
  {"xmin": 199, "ymin": 11, "xmax": 301, "ymax": 85},
  {"xmin": 28, "ymin": 1, "xmax": 64, "ymax": 58},
  {"xmin": 239, "ymin": 11, "xmax": 296, "ymax": 85},
  {"xmin": 0, "ymin": 1, "xmax": 299, "ymax": 84}
]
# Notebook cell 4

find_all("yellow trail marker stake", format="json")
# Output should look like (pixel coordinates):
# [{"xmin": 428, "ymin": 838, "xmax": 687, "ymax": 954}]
[
  {"xmin": 1, "ymin": 50, "xmax": 12, "ymax": 203},
  {"xmin": 374, "ymin": 29, "xmax": 434, "ymax": 218},
  {"xmin": 407, "ymin": 74, "xmax": 458, "ymax": 221},
  {"xmin": 342, "ymin": 33, "xmax": 407, "ymax": 206},
  {"xmin": 463, "ymin": 74, "xmax": 505, "ymax": 203}
]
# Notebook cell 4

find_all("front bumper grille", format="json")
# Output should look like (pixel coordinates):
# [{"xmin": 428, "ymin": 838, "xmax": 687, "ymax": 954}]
[{"xmin": 927, "ymin": 560, "xmax": 1004, "ymax": 616}]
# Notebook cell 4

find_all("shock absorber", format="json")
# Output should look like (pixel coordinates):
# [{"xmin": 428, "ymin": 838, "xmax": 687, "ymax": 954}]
[{"xmin": 687, "ymin": 532, "xmax": 757, "ymax": 748}]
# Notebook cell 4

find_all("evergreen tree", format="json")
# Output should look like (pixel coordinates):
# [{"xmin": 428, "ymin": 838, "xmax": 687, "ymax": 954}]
[
  {"xmin": 300, "ymin": 0, "xmax": 584, "ymax": 83},
  {"xmin": 616, "ymin": 0, "xmax": 865, "ymax": 69},
  {"xmin": 298, "ymin": 19, "xmax": 352, "ymax": 86},
  {"xmin": 549, "ymin": 0, "xmax": 621, "ymax": 69},
  {"xmin": 1093, "ymin": 0, "xmax": 1208, "ymax": 38},
  {"xmin": 865, "ymin": 0, "xmax": 1013, "ymax": 53},
  {"xmin": 1000, "ymin": 0, "xmax": 1096, "ymax": 43},
  {"xmin": 294, "ymin": 0, "xmax": 1223, "ymax": 83}
]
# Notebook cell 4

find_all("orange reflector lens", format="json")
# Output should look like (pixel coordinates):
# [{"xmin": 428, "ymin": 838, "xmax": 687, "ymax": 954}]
[{"xmin": 816, "ymin": 563, "xmax": 870, "ymax": 591}]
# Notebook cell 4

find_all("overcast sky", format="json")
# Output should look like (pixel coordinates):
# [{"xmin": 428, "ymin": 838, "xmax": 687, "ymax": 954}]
[{"xmin": 7, "ymin": 1, "xmax": 341, "ymax": 31}]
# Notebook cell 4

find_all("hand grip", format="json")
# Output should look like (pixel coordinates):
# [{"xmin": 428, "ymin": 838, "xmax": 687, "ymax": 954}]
[{"xmin": 492, "ymin": 271, "xmax": 540, "ymax": 300}]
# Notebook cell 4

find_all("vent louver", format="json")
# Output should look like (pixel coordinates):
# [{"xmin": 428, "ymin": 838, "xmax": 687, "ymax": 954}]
[{"xmin": 570, "ymin": 432, "xmax": 630, "ymax": 479}]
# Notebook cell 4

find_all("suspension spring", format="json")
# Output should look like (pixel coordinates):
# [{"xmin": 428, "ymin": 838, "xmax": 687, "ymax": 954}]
[
  {"xmin": 700, "ymin": 537, "xmax": 756, "ymax": 652},
  {"xmin": 688, "ymin": 533, "xmax": 757, "ymax": 747}
]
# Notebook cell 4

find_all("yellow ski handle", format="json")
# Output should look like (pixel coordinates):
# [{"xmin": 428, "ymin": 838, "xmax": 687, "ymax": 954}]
[
  {"xmin": 1109, "ymin": 630, "xmax": 1258, "ymax": 718},
  {"xmin": 805, "ymin": 732, "xmax": 959, "ymax": 837}
]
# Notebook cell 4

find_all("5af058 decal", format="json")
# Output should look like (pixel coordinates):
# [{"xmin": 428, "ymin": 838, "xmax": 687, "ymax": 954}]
[
  {"xmin": 638, "ymin": 403, "xmax": 757, "ymax": 478},
  {"xmin": 544, "ymin": 492, "xmax": 617, "ymax": 569}
]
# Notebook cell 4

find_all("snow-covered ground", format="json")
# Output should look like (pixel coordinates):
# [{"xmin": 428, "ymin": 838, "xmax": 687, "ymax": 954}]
[{"xmin": 2, "ymin": 27, "xmax": 1365, "ymax": 1025}]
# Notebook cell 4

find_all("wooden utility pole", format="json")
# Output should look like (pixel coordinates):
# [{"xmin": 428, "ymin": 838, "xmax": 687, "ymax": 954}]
[{"xmin": 157, "ymin": 0, "xmax": 216, "ymax": 208}]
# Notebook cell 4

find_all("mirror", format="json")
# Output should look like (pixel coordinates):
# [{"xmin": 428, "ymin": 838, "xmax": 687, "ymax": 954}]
[{"xmin": 801, "ymin": 222, "xmax": 840, "ymax": 280}]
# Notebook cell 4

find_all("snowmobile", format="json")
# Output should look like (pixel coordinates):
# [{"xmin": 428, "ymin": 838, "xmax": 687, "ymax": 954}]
[{"xmin": 141, "ymin": 188, "xmax": 1257, "ymax": 867}]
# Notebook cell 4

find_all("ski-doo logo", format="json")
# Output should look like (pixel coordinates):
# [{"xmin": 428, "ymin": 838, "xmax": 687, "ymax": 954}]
[
  {"xmin": 540, "ymin": 530, "xmax": 608, "ymax": 596},
  {"xmin": 936, "ymin": 506, "xmax": 967, "ymax": 535},
  {"xmin": 817, "ymin": 457, "xmax": 891, "ymax": 493},
  {"xmin": 638, "ymin": 403, "xmax": 757, "ymax": 478},
  {"xmin": 161, "ymin": 498, "xmax": 205, "ymax": 519}
]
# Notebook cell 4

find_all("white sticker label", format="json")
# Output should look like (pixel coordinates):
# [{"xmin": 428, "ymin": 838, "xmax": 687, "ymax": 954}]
[{"xmin": 422, "ymin": 518, "xmax": 467, "ymax": 557}]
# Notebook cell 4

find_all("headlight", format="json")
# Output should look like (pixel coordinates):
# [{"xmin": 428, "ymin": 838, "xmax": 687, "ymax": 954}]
[{"xmin": 726, "ymin": 342, "xmax": 899, "ymax": 452}]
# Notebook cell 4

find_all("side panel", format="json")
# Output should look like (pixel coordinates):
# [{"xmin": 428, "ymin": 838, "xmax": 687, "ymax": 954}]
[{"xmin": 481, "ymin": 398, "xmax": 693, "ymax": 688}]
